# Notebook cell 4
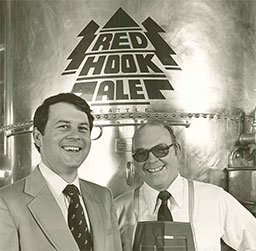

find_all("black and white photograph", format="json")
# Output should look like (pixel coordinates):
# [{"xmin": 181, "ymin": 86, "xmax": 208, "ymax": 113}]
[{"xmin": 0, "ymin": 1, "xmax": 256, "ymax": 250}]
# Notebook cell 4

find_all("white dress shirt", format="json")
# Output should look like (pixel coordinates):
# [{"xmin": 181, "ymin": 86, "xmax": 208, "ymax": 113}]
[
  {"xmin": 39, "ymin": 162, "xmax": 91, "ymax": 232},
  {"xmin": 138, "ymin": 174, "xmax": 256, "ymax": 251}
]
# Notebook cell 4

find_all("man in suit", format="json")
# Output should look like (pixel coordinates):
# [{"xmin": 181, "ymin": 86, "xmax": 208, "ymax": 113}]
[
  {"xmin": 0, "ymin": 93, "xmax": 122, "ymax": 251},
  {"xmin": 115, "ymin": 121, "xmax": 256, "ymax": 251}
]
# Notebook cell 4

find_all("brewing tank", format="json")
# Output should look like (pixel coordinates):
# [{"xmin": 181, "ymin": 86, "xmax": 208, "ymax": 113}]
[{"xmin": 0, "ymin": 1, "xmax": 256, "ymax": 216}]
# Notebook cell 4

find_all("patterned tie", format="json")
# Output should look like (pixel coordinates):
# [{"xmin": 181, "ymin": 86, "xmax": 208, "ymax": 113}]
[
  {"xmin": 63, "ymin": 184, "xmax": 93, "ymax": 251},
  {"xmin": 157, "ymin": 190, "xmax": 173, "ymax": 221}
]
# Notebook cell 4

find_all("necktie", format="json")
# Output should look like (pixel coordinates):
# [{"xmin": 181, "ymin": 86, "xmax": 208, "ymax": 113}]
[
  {"xmin": 157, "ymin": 190, "xmax": 173, "ymax": 221},
  {"xmin": 63, "ymin": 184, "xmax": 93, "ymax": 251}
]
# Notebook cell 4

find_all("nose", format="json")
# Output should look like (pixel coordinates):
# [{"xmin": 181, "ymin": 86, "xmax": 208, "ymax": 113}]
[
  {"xmin": 66, "ymin": 128, "xmax": 81, "ymax": 140},
  {"xmin": 147, "ymin": 151, "xmax": 158, "ymax": 162},
  {"xmin": 66, "ymin": 134, "xmax": 81, "ymax": 140},
  {"xmin": 143, "ymin": 152, "xmax": 159, "ymax": 171}
]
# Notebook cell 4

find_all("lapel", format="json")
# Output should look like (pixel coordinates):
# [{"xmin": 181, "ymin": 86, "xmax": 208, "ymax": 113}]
[
  {"xmin": 25, "ymin": 167, "xmax": 79, "ymax": 251},
  {"xmin": 80, "ymin": 180, "xmax": 105, "ymax": 251}
]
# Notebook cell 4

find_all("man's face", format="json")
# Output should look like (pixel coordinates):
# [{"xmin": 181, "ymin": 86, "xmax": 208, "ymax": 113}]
[
  {"xmin": 133, "ymin": 124, "xmax": 179, "ymax": 191},
  {"xmin": 34, "ymin": 102, "xmax": 91, "ymax": 177}
]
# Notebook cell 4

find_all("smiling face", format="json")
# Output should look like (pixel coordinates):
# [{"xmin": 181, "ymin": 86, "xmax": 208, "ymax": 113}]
[
  {"xmin": 33, "ymin": 102, "xmax": 91, "ymax": 181},
  {"xmin": 133, "ymin": 123, "xmax": 179, "ymax": 191}
]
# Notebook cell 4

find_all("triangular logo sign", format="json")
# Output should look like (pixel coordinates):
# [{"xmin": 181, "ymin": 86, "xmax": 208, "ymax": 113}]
[{"xmin": 62, "ymin": 8, "xmax": 181, "ymax": 109}]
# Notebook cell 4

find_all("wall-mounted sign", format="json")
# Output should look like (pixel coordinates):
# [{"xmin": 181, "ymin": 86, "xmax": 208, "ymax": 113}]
[{"xmin": 62, "ymin": 8, "xmax": 180, "ymax": 112}]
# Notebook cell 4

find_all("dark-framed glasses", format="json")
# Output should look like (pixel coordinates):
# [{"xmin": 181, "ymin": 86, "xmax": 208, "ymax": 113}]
[{"xmin": 132, "ymin": 143, "xmax": 174, "ymax": 162}]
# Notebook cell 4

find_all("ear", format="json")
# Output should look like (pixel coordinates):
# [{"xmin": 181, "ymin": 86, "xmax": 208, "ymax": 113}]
[{"xmin": 33, "ymin": 128, "xmax": 43, "ymax": 149}]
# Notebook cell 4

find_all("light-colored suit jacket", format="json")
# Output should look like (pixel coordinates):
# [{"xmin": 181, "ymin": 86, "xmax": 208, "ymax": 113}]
[{"xmin": 0, "ymin": 167, "xmax": 122, "ymax": 251}]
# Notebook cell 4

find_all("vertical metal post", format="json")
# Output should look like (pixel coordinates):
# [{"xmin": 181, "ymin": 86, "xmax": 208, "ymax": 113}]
[{"xmin": 4, "ymin": 0, "xmax": 14, "ymax": 180}]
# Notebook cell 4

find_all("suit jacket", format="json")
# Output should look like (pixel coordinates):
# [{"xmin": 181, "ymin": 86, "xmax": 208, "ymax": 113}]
[{"xmin": 0, "ymin": 166, "xmax": 122, "ymax": 251}]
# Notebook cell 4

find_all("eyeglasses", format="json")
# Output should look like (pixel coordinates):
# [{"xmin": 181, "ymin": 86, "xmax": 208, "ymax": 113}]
[{"xmin": 132, "ymin": 143, "xmax": 174, "ymax": 162}]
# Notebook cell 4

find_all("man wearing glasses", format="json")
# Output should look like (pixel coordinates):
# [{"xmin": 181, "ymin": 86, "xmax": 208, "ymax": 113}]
[{"xmin": 115, "ymin": 121, "xmax": 256, "ymax": 251}]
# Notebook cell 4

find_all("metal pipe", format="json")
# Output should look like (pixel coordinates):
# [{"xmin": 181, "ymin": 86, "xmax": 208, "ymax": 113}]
[
  {"xmin": 4, "ymin": 1, "xmax": 14, "ymax": 180},
  {"xmin": 239, "ymin": 132, "xmax": 256, "ymax": 145}
]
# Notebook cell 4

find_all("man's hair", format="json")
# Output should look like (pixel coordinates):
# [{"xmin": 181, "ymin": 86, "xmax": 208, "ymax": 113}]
[
  {"xmin": 132, "ymin": 120, "xmax": 180, "ymax": 154},
  {"xmin": 33, "ymin": 93, "xmax": 94, "ymax": 151}
]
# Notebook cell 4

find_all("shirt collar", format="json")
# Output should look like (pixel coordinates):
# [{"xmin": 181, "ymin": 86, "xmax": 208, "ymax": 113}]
[
  {"xmin": 142, "ymin": 182, "xmax": 159, "ymax": 214},
  {"xmin": 142, "ymin": 173, "xmax": 184, "ymax": 214},
  {"xmin": 166, "ymin": 174, "xmax": 184, "ymax": 209},
  {"xmin": 39, "ymin": 161, "xmax": 81, "ymax": 196}
]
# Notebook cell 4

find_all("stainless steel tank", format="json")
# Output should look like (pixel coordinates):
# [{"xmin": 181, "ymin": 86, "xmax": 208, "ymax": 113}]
[{"xmin": 1, "ymin": 1, "xmax": 256, "ymax": 218}]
